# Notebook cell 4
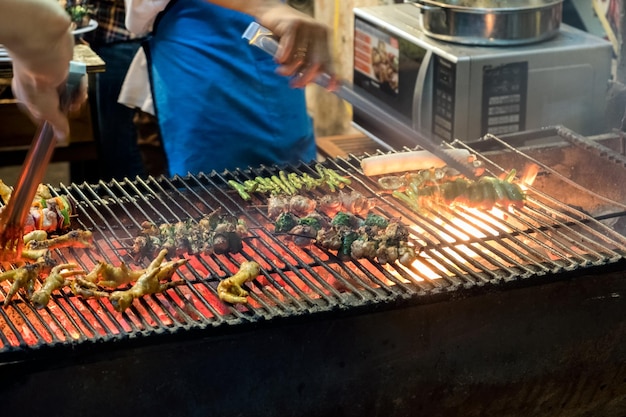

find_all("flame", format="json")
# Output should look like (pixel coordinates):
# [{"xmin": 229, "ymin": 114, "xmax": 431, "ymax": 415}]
[{"xmin": 519, "ymin": 163, "xmax": 540, "ymax": 190}]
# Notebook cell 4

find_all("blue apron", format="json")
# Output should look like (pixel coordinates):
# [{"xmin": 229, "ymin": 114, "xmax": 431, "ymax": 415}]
[{"xmin": 147, "ymin": 0, "xmax": 316, "ymax": 176}]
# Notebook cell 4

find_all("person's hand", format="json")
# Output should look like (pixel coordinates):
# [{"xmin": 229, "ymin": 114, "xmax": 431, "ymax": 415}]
[
  {"xmin": 257, "ymin": 4, "xmax": 336, "ymax": 89},
  {"xmin": 10, "ymin": 60, "xmax": 85, "ymax": 142}
]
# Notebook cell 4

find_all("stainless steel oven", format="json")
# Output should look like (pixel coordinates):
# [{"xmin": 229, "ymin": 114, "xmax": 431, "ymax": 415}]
[{"xmin": 353, "ymin": 4, "xmax": 612, "ymax": 148}]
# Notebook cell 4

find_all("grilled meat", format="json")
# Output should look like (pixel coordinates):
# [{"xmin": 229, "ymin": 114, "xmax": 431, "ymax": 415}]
[
  {"xmin": 318, "ymin": 191, "xmax": 372, "ymax": 217},
  {"xmin": 24, "ymin": 230, "xmax": 93, "ymax": 251},
  {"xmin": 109, "ymin": 249, "xmax": 188, "ymax": 312},
  {"xmin": 30, "ymin": 263, "xmax": 85, "ymax": 309},
  {"xmin": 0, "ymin": 256, "xmax": 55, "ymax": 306},
  {"xmin": 0, "ymin": 242, "xmax": 188, "ymax": 309},
  {"xmin": 0, "ymin": 181, "xmax": 75, "ymax": 234},
  {"xmin": 217, "ymin": 261, "xmax": 261, "ymax": 304},
  {"xmin": 267, "ymin": 195, "xmax": 317, "ymax": 219},
  {"xmin": 274, "ymin": 210, "xmax": 419, "ymax": 267},
  {"xmin": 84, "ymin": 260, "xmax": 145, "ymax": 288},
  {"xmin": 131, "ymin": 209, "xmax": 248, "ymax": 260},
  {"xmin": 268, "ymin": 192, "xmax": 372, "ymax": 220}
]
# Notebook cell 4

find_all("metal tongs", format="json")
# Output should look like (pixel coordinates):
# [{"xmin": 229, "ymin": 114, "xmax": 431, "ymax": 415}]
[
  {"xmin": 0, "ymin": 61, "xmax": 86, "ymax": 262},
  {"xmin": 242, "ymin": 22, "xmax": 479, "ymax": 179}
]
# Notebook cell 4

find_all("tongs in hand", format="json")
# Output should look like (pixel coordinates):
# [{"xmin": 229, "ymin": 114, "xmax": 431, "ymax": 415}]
[
  {"xmin": 0, "ymin": 61, "xmax": 86, "ymax": 262},
  {"xmin": 242, "ymin": 22, "xmax": 479, "ymax": 179}
]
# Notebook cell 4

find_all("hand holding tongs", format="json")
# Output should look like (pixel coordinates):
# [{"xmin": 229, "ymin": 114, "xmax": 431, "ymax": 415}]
[
  {"xmin": 242, "ymin": 22, "xmax": 479, "ymax": 179},
  {"xmin": 0, "ymin": 61, "xmax": 86, "ymax": 262}
]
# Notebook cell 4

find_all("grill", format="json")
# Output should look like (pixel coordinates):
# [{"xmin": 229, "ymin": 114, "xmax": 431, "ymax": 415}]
[{"xmin": 2, "ymin": 126, "xmax": 626, "ymax": 417}]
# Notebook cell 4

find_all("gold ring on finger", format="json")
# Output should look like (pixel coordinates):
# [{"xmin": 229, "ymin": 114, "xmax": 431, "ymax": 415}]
[{"xmin": 293, "ymin": 46, "xmax": 307, "ymax": 60}]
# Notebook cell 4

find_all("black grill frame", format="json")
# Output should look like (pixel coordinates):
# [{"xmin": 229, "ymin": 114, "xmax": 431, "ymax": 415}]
[{"xmin": 2, "ymin": 126, "xmax": 626, "ymax": 417}]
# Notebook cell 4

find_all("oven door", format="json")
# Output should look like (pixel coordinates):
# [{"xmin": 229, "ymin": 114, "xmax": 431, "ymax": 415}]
[{"xmin": 353, "ymin": 13, "xmax": 436, "ymax": 149}]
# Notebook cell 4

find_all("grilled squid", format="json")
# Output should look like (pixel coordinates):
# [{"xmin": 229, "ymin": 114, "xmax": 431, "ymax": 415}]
[{"xmin": 360, "ymin": 149, "xmax": 473, "ymax": 176}]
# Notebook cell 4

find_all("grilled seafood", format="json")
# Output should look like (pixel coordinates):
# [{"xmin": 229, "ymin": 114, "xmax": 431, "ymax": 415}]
[
  {"xmin": 109, "ymin": 249, "xmax": 188, "ymax": 312},
  {"xmin": 268, "ymin": 195, "xmax": 317, "ymax": 219},
  {"xmin": 268, "ymin": 191, "xmax": 372, "ymax": 220},
  {"xmin": 30, "ymin": 263, "xmax": 85, "ymax": 309},
  {"xmin": 317, "ymin": 191, "xmax": 372, "ymax": 218},
  {"xmin": 217, "ymin": 261, "xmax": 261, "ymax": 304},
  {"xmin": 131, "ymin": 209, "xmax": 248, "ymax": 260}
]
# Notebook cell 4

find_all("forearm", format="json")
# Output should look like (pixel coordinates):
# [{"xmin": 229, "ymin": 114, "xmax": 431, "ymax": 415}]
[{"xmin": 0, "ymin": 0, "xmax": 73, "ymax": 86}]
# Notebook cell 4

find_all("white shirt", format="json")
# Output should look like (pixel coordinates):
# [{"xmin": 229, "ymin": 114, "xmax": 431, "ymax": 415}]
[{"xmin": 117, "ymin": 0, "xmax": 169, "ymax": 114}]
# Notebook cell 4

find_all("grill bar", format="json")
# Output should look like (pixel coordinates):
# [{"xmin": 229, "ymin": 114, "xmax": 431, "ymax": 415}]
[{"xmin": 2, "ymin": 126, "xmax": 626, "ymax": 362}]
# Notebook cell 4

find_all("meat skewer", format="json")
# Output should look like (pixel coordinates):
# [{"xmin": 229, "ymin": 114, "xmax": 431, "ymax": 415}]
[
  {"xmin": 0, "ymin": 180, "xmax": 75, "ymax": 234},
  {"xmin": 131, "ymin": 209, "xmax": 248, "ymax": 260},
  {"xmin": 274, "ymin": 210, "xmax": 420, "ymax": 267},
  {"xmin": 267, "ymin": 191, "xmax": 373, "ymax": 220}
]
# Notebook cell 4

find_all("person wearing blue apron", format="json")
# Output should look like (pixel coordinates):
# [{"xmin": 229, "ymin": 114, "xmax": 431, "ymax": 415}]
[{"xmin": 146, "ymin": 0, "xmax": 317, "ymax": 176}]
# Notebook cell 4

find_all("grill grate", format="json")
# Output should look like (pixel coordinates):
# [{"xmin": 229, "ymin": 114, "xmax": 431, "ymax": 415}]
[{"xmin": 1, "ymin": 126, "xmax": 626, "ymax": 362}]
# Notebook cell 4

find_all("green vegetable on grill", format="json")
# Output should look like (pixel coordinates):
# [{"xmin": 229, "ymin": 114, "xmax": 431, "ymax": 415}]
[
  {"xmin": 330, "ymin": 212, "xmax": 362, "ymax": 229},
  {"xmin": 227, "ymin": 165, "xmax": 352, "ymax": 200},
  {"xmin": 363, "ymin": 213, "xmax": 389, "ymax": 229},
  {"xmin": 298, "ymin": 216, "xmax": 323, "ymax": 231},
  {"xmin": 274, "ymin": 212, "xmax": 299, "ymax": 234}
]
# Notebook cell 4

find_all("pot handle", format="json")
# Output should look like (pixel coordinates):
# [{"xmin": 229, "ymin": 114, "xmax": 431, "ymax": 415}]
[{"xmin": 404, "ymin": 0, "xmax": 443, "ymax": 12}]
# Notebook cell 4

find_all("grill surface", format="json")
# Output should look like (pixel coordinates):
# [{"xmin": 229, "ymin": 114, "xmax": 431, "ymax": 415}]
[
  {"xmin": 1, "ymin": 126, "xmax": 626, "ymax": 362},
  {"xmin": 2, "ymin": 126, "xmax": 626, "ymax": 417}
]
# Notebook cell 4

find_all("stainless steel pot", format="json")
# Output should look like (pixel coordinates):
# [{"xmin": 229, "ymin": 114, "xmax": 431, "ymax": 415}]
[{"xmin": 408, "ymin": 0, "xmax": 563, "ymax": 46}]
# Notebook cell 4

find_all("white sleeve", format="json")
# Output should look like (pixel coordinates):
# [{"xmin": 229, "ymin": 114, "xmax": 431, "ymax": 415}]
[{"xmin": 125, "ymin": 0, "xmax": 170, "ymax": 36}]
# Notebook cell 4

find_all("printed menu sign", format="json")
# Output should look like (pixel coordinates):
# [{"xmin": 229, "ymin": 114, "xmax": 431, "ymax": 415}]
[{"xmin": 354, "ymin": 19, "xmax": 400, "ymax": 95}]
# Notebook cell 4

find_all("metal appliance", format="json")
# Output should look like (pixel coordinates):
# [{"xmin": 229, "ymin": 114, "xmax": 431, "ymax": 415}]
[
  {"xmin": 2, "ymin": 126, "xmax": 626, "ymax": 416},
  {"xmin": 408, "ymin": 0, "xmax": 564, "ymax": 46},
  {"xmin": 353, "ymin": 4, "xmax": 612, "ymax": 148}
]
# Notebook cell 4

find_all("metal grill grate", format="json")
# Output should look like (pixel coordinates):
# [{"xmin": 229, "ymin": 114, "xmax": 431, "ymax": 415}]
[{"xmin": 1, "ymin": 126, "xmax": 626, "ymax": 363}]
